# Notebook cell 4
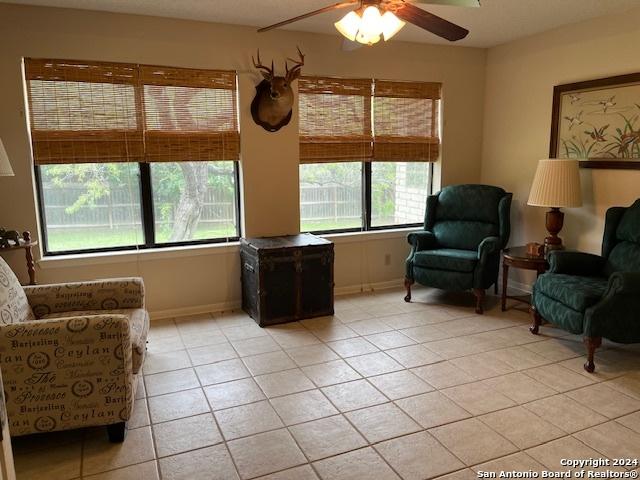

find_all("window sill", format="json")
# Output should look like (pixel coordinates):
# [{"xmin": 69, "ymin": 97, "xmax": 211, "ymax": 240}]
[
  {"xmin": 37, "ymin": 227, "xmax": 419, "ymax": 269},
  {"xmin": 37, "ymin": 241, "xmax": 241, "ymax": 269},
  {"xmin": 321, "ymin": 227, "xmax": 420, "ymax": 244}
]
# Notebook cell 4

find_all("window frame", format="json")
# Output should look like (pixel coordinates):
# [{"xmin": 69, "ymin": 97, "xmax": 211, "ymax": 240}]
[
  {"xmin": 302, "ymin": 161, "xmax": 434, "ymax": 236},
  {"xmin": 298, "ymin": 76, "xmax": 439, "ymax": 236},
  {"xmin": 24, "ymin": 58, "xmax": 241, "ymax": 257},
  {"xmin": 35, "ymin": 161, "xmax": 242, "ymax": 256}
]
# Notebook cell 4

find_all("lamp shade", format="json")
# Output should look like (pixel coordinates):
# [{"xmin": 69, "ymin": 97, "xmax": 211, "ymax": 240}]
[
  {"xmin": 335, "ymin": 11, "xmax": 360, "ymax": 42},
  {"xmin": 0, "ymin": 139, "xmax": 13, "ymax": 176},
  {"xmin": 528, "ymin": 159, "xmax": 582, "ymax": 208},
  {"xmin": 381, "ymin": 11, "xmax": 405, "ymax": 41}
]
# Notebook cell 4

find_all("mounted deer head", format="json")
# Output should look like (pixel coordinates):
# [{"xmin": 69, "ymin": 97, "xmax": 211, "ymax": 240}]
[{"xmin": 250, "ymin": 47, "xmax": 304, "ymax": 132}]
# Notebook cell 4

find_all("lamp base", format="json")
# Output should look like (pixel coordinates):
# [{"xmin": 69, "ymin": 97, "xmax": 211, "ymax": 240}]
[{"xmin": 544, "ymin": 207, "xmax": 565, "ymax": 251}]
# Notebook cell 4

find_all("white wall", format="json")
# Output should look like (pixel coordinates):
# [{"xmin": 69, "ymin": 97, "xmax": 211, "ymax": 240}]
[
  {"xmin": 481, "ymin": 6, "xmax": 640, "ymax": 287},
  {"xmin": 0, "ymin": 3, "xmax": 486, "ymax": 315}
]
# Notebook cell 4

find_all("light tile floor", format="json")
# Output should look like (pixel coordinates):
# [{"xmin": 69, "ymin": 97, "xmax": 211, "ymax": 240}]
[{"xmin": 11, "ymin": 288, "xmax": 640, "ymax": 480}]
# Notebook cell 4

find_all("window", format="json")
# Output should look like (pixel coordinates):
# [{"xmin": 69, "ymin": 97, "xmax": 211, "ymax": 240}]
[
  {"xmin": 39, "ymin": 163, "xmax": 144, "ymax": 252},
  {"xmin": 24, "ymin": 59, "xmax": 240, "ymax": 254},
  {"xmin": 371, "ymin": 162, "xmax": 431, "ymax": 227},
  {"xmin": 300, "ymin": 162, "xmax": 362, "ymax": 232},
  {"xmin": 151, "ymin": 161, "xmax": 238, "ymax": 243},
  {"xmin": 299, "ymin": 76, "xmax": 440, "ymax": 233}
]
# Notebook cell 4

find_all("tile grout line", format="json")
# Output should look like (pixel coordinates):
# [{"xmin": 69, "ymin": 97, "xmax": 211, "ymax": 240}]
[
  {"xmin": 147, "ymin": 318, "xmax": 170, "ymax": 480},
  {"xmin": 183, "ymin": 320, "xmax": 244, "ymax": 480},
  {"xmin": 203, "ymin": 304, "xmax": 637, "ymax": 477},
  {"xmin": 37, "ymin": 296, "xmax": 640, "ymax": 480},
  {"xmin": 140, "ymin": 340, "xmax": 632, "ymax": 427}
]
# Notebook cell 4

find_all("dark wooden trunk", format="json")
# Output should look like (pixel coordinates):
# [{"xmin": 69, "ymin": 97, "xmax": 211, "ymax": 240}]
[{"xmin": 240, "ymin": 234, "xmax": 334, "ymax": 327}]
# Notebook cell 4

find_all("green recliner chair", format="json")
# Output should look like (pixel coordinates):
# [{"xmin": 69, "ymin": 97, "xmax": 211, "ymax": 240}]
[
  {"xmin": 404, "ymin": 184, "xmax": 512, "ymax": 314},
  {"xmin": 531, "ymin": 199, "xmax": 640, "ymax": 373}
]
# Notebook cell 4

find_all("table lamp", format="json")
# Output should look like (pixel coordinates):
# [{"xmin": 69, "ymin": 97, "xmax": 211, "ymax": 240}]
[
  {"xmin": 527, "ymin": 159, "xmax": 582, "ymax": 250},
  {"xmin": 0, "ymin": 139, "xmax": 13, "ymax": 177}
]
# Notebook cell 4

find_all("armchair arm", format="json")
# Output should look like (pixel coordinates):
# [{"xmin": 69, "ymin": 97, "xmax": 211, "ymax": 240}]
[
  {"xmin": 0, "ymin": 314, "xmax": 133, "ymax": 436},
  {"xmin": 547, "ymin": 251, "xmax": 607, "ymax": 276},
  {"xmin": 605, "ymin": 271, "xmax": 640, "ymax": 295},
  {"xmin": 477, "ymin": 236, "xmax": 502, "ymax": 264},
  {"xmin": 498, "ymin": 193, "xmax": 513, "ymax": 248},
  {"xmin": 407, "ymin": 231, "xmax": 437, "ymax": 251},
  {"xmin": 406, "ymin": 231, "xmax": 437, "ymax": 281},
  {"xmin": 24, "ymin": 278, "xmax": 145, "ymax": 318},
  {"xmin": 584, "ymin": 271, "xmax": 640, "ymax": 340}
]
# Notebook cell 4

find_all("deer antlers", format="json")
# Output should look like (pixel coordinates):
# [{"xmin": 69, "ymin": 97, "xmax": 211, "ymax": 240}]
[
  {"xmin": 285, "ymin": 46, "xmax": 305, "ymax": 82},
  {"xmin": 252, "ymin": 47, "xmax": 305, "ymax": 82},
  {"xmin": 252, "ymin": 50, "xmax": 274, "ymax": 81}
]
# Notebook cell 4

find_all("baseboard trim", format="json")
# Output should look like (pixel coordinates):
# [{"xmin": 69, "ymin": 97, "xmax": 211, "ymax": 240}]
[
  {"xmin": 149, "ymin": 278, "xmax": 406, "ymax": 321},
  {"xmin": 149, "ymin": 277, "xmax": 533, "ymax": 321},
  {"xmin": 150, "ymin": 300, "xmax": 241, "ymax": 321},
  {"xmin": 334, "ymin": 278, "xmax": 404, "ymax": 296}
]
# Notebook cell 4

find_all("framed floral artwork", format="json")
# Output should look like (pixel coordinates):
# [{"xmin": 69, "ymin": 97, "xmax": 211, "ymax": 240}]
[{"xmin": 550, "ymin": 72, "xmax": 640, "ymax": 169}]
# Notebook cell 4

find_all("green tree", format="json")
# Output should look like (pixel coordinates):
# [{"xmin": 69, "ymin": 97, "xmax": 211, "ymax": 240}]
[
  {"xmin": 42, "ymin": 163, "xmax": 137, "ymax": 215},
  {"xmin": 371, "ymin": 163, "xmax": 396, "ymax": 220},
  {"xmin": 299, "ymin": 162, "xmax": 398, "ymax": 219},
  {"xmin": 299, "ymin": 162, "xmax": 360, "ymax": 188}
]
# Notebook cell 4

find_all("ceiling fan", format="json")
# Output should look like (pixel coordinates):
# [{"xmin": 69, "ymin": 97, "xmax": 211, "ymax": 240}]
[{"xmin": 257, "ymin": 0, "xmax": 480, "ymax": 46}]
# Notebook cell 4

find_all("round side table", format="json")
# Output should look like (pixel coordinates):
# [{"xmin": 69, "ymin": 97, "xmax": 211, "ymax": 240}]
[
  {"xmin": 501, "ymin": 246, "xmax": 548, "ymax": 311},
  {"xmin": 0, "ymin": 231, "xmax": 38, "ymax": 285}
]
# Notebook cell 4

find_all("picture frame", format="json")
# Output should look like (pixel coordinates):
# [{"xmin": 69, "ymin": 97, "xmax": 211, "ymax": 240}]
[{"xmin": 549, "ymin": 72, "xmax": 640, "ymax": 170}]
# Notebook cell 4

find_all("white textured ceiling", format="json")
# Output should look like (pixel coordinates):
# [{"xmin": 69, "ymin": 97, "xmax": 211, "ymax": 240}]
[{"xmin": 4, "ymin": 0, "xmax": 640, "ymax": 47}]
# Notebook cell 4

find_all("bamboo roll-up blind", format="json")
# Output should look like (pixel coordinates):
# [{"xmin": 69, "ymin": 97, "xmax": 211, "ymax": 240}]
[
  {"xmin": 141, "ymin": 66, "xmax": 239, "ymax": 162},
  {"xmin": 26, "ymin": 58, "xmax": 139, "ymax": 85},
  {"xmin": 25, "ymin": 59, "xmax": 144, "ymax": 164},
  {"xmin": 140, "ymin": 65, "xmax": 236, "ymax": 89},
  {"xmin": 24, "ymin": 58, "xmax": 239, "ymax": 164},
  {"xmin": 372, "ymin": 80, "xmax": 441, "ymax": 162},
  {"xmin": 299, "ymin": 76, "xmax": 373, "ymax": 163}
]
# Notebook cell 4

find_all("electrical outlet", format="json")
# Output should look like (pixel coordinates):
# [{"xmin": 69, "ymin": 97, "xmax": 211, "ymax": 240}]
[{"xmin": 384, "ymin": 254, "xmax": 391, "ymax": 266}]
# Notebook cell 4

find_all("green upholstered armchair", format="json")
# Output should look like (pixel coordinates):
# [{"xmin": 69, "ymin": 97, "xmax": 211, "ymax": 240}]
[
  {"xmin": 531, "ymin": 199, "xmax": 640, "ymax": 373},
  {"xmin": 404, "ymin": 184, "xmax": 512, "ymax": 314}
]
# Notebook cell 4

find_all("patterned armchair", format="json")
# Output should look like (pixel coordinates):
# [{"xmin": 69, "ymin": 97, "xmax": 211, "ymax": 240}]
[
  {"xmin": 531, "ymin": 199, "xmax": 640, "ymax": 373},
  {"xmin": 0, "ymin": 257, "xmax": 148, "ymax": 442},
  {"xmin": 404, "ymin": 184, "xmax": 512, "ymax": 314}
]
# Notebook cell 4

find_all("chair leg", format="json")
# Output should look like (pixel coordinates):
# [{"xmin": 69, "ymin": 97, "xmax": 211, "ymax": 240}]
[
  {"xmin": 583, "ymin": 336, "xmax": 602, "ymax": 373},
  {"xmin": 472, "ymin": 288, "xmax": 485, "ymax": 314},
  {"xmin": 107, "ymin": 422, "xmax": 127, "ymax": 443},
  {"xmin": 403, "ymin": 278, "xmax": 414, "ymax": 302},
  {"xmin": 529, "ymin": 306, "xmax": 542, "ymax": 334}
]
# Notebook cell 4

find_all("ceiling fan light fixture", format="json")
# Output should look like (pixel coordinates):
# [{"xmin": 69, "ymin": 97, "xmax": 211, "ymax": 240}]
[
  {"xmin": 360, "ymin": 6, "xmax": 383, "ymax": 28},
  {"xmin": 380, "ymin": 11, "xmax": 405, "ymax": 41},
  {"xmin": 356, "ymin": 31, "xmax": 381, "ymax": 45},
  {"xmin": 261, "ymin": 0, "xmax": 474, "ymax": 45},
  {"xmin": 334, "ymin": 10, "xmax": 360, "ymax": 41},
  {"xmin": 358, "ymin": 6, "xmax": 383, "ymax": 39},
  {"xmin": 335, "ymin": 5, "xmax": 388, "ymax": 46},
  {"xmin": 335, "ymin": 5, "xmax": 406, "ymax": 46}
]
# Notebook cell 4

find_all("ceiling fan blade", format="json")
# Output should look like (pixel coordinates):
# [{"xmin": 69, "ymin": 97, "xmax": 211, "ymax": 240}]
[
  {"xmin": 258, "ymin": 1, "xmax": 359, "ymax": 33},
  {"xmin": 394, "ymin": 2, "xmax": 469, "ymax": 41},
  {"xmin": 341, "ymin": 38, "xmax": 362, "ymax": 52},
  {"xmin": 413, "ymin": 0, "xmax": 480, "ymax": 7}
]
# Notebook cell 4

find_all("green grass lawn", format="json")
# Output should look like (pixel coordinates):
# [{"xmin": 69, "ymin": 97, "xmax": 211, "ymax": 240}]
[
  {"xmin": 47, "ymin": 225, "xmax": 236, "ymax": 252},
  {"xmin": 300, "ymin": 218, "xmax": 362, "ymax": 232},
  {"xmin": 47, "ymin": 217, "xmax": 399, "ymax": 252},
  {"xmin": 300, "ymin": 216, "xmax": 404, "ymax": 232}
]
